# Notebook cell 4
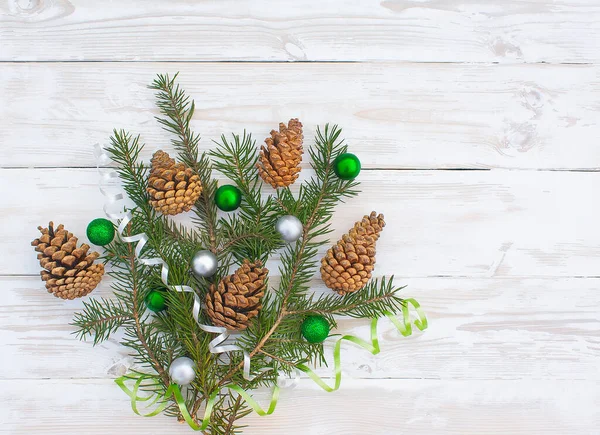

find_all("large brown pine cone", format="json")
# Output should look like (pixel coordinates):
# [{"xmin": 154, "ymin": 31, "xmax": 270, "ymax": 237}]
[
  {"xmin": 147, "ymin": 150, "xmax": 202, "ymax": 215},
  {"xmin": 256, "ymin": 118, "xmax": 303, "ymax": 188},
  {"xmin": 320, "ymin": 212, "xmax": 385, "ymax": 296},
  {"xmin": 31, "ymin": 222, "xmax": 105, "ymax": 300},
  {"xmin": 205, "ymin": 260, "xmax": 268, "ymax": 330}
]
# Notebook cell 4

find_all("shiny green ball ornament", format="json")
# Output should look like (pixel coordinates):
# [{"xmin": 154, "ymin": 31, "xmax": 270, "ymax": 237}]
[
  {"xmin": 333, "ymin": 153, "xmax": 361, "ymax": 180},
  {"xmin": 145, "ymin": 290, "xmax": 167, "ymax": 313},
  {"xmin": 86, "ymin": 218, "xmax": 115, "ymax": 246},
  {"xmin": 301, "ymin": 315, "xmax": 330, "ymax": 344},
  {"xmin": 214, "ymin": 185, "xmax": 242, "ymax": 212}
]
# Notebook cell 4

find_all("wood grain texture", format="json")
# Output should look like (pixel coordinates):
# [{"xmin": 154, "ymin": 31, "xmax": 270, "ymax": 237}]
[
  {"xmin": 5, "ymin": 168, "xmax": 600, "ymax": 277},
  {"xmin": 2, "ymin": 0, "xmax": 600, "ymax": 63},
  {"xmin": 1, "ymin": 378, "xmax": 598, "ymax": 434},
  {"xmin": 2, "ymin": 276, "xmax": 599, "ymax": 382},
  {"xmin": 2, "ymin": 62, "xmax": 600, "ymax": 169},
  {"xmin": 3, "ymin": 1, "xmax": 600, "ymax": 433}
]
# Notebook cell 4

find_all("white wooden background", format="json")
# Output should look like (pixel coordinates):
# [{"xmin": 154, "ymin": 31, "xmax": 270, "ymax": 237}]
[{"xmin": 1, "ymin": 1, "xmax": 600, "ymax": 434}]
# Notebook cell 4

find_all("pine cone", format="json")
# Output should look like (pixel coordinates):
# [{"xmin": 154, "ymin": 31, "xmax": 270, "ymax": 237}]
[
  {"xmin": 320, "ymin": 212, "xmax": 385, "ymax": 296},
  {"xmin": 31, "ymin": 222, "xmax": 105, "ymax": 300},
  {"xmin": 147, "ymin": 150, "xmax": 202, "ymax": 215},
  {"xmin": 205, "ymin": 260, "xmax": 268, "ymax": 330},
  {"xmin": 257, "ymin": 118, "xmax": 303, "ymax": 188}
]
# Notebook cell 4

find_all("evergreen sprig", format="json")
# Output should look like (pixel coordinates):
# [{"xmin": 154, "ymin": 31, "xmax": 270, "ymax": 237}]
[
  {"xmin": 150, "ymin": 73, "xmax": 219, "ymax": 251},
  {"xmin": 149, "ymin": 73, "xmax": 200, "ymax": 170},
  {"xmin": 210, "ymin": 132, "xmax": 282, "ymax": 262},
  {"xmin": 106, "ymin": 130, "xmax": 149, "ymax": 208},
  {"xmin": 72, "ymin": 73, "xmax": 409, "ymax": 435},
  {"xmin": 287, "ymin": 277, "xmax": 406, "ymax": 325},
  {"xmin": 72, "ymin": 297, "xmax": 132, "ymax": 345}
]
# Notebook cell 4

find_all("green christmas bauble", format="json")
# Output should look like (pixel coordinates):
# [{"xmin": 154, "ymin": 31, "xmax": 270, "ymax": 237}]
[
  {"xmin": 86, "ymin": 218, "xmax": 115, "ymax": 246},
  {"xmin": 214, "ymin": 185, "xmax": 242, "ymax": 212},
  {"xmin": 333, "ymin": 153, "xmax": 361, "ymax": 180},
  {"xmin": 301, "ymin": 315, "xmax": 330, "ymax": 344},
  {"xmin": 145, "ymin": 290, "xmax": 167, "ymax": 312}
]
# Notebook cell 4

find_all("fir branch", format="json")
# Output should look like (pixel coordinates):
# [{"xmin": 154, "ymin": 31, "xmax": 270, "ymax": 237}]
[
  {"xmin": 218, "ymin": 232, "xmax": 271, "ymax": 252},
  {"xmin": 216, "ymin": 393, "xmax": 251, "ymax": 435},
  {"xmin": 124, "ymin": 223, "xmax": 171, "ymax": 387},
  {"xmin": 210, "ymin": 132, "xmax": 262, "ymax": 218},
  {"xmin": 85, "ymin": 75, "xmax": 409, "ymax": 434},
  {"xmin": 224, "ymin": 396, "xmax": 246, "ymax": 435},
  {"xmin": 106, "ymin": 129, "xmax": 150, "ymax": 209},
  {"xmin": 150, "ymin": 73, "xmax": 219, "ymax": 251},
  {"xmin": 74, "ymin": 220, "xmax": 172, "ymax": 388},
  {"xmin": 210, "ymin": 132, "xmax": 283, "ymax": 262},
  {"xmin": 216, "ymin": 124, "xmax": 359, "ymax": 386},
  {"xmin": 286, "ymin": 277, "xmax": 406, "ymax": 320},
  {"xmin": 72, "ymin": 298, "xmax": 133, "ymax": 345},
  {"xmin": 149, "ymin": 73, "xmax": 200, "ymax": 170},
  {"xmin": 258, "ymin": 349, "xmax": 296, "ymax": 368},
  {"xmin": 275, "ymin": 124, "xmax": 359, "ymax": 309}
]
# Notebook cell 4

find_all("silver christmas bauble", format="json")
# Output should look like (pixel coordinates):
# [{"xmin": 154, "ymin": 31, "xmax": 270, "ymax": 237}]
[
  {"xmin": 169, "ymin": 356, "xmax": 196, "ymax": 386},
  {"xmin": 192, "ymin": 250, "xmax": 218, "ymax": 278},
  {"xmin": 275, "ymin": 215, "xmax": 303, "ymax": 243}
]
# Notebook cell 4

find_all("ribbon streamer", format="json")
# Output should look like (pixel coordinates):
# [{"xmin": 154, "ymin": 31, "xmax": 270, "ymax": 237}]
[
  {"xmin": 115, "ymin": 374, "xmax": 279, "ymax": 430},
  {"xmin": 297, "ymin": 299, "xmax": 428, "ymax": 392},
  {"xmin": 94, "ymin": 144, "xmax": 256, "ymax": 381},
  {"xmin": 112, "ymin": 300, "xmax": 426, "ymax": 429}
]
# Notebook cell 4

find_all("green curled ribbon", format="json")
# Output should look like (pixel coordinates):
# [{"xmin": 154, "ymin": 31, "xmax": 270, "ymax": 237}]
[
  {"xmin": 297, "ymin": 298, "xmax": 428, "ymax": 392},
  {"xmin": 115, "ymin": 375, "xmax": 279, "ymax": 430},
  {"xmin": 115, "ymin": 298, "xmax": 426, "ymax": 428}
]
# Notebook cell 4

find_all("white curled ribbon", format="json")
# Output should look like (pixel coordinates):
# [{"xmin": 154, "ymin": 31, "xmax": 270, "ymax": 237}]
[{"xmin": 94, "ymin": 144, "xmax": 267, "ymax": 382}]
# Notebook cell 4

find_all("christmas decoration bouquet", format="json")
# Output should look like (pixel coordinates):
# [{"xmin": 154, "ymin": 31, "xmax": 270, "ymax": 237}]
[{"xmin": 33, "ymin": 74, "xmax": 426, "ymax": 434}]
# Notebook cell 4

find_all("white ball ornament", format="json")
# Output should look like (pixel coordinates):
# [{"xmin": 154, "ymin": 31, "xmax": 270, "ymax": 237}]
[
  {"xmin": 192, "ymin": 250, "xmax": 218, "ymax": 278},
  {"xmin": 275, "ymin": 215, "xmax": 303, "ymax": 243},
  {"xmin": 169, "ymin": 356, "xmax": 196, "ymax": 386}
]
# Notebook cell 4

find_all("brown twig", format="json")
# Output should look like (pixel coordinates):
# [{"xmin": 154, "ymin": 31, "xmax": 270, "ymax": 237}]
[
  {"xmin": 215, "ymin": 147, "xmax": 335, "ymax": 388},
  {"xmin": 163, "ymin": 79, "xmax": 218, "ymax": 252},
  {"xmin": 224, "ymin": 395, "xmax": 244, "ymax": 435},
  {"xmin": 218, "ymin": 232, "xmax": 270, "ymax": 253},
  {"xmin": 78, "ymin": 314, "xmax": 132, "ymax": 331},
  {"xmin": 285, "ymin": 292, "xmax": 400, "ymax": 316},
  {"xmin": 126, "ymin": 223, "xmax": 170, "ymax": 386},
  {"xmin": 258, "ymin": 349, "xmax": 296, "ymax": 367}
]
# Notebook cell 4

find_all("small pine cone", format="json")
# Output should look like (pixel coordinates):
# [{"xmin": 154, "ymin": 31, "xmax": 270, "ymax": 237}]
[
  {"xmin": 257, "ymin": 118, "xmax": 303, "ymax": 188},
  {"xmin": 147, "ymin": 150, "xmax": 202, "ymax": 215},
  {"xmin": 31, "ymin": 222, "xmax": 105, "ymax": 300},
  {"xmin": 205, "ymin": 260, "xmax": 268, "ymax": 331},
  {"xmin": 320, "ymin": 212, "xmax": 385, "ymax": 296}
]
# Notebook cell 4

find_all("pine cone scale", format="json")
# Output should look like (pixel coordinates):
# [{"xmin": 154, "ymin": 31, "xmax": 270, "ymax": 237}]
[
  {"xmin": 206, "ymin": 260, "xmax": 268, "ymax": 330},
  {"xmin": 32, "ymin": 222, "xmax": 104, "ymax": 299},
  {"xmin": 321, "ymin": 212, "xmax": 385, "ymax": 296},
  {"xmin": 257, "ymin": 119, "xmax": 304, "ymax": 188},
  {"xmin": 147, "ymin": 150, "xmax": 202, "ymax": 215}
]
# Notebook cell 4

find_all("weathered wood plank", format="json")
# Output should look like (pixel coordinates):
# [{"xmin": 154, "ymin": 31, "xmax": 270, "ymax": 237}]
[
  {"xmin": 2, "ymin": 0, "xmax": 600, "ymax": 63},
  {"xmin": 2, "ymin": 62, "xmax": 600, "ymax": 169},
  {"xmin": 1, "ymin": 378, "xmax": 597, "ymax": 434},
  {"xmin": 3, "ymin": 274, "xmax": 599, "ymax": 381},
  {"xmin": 5, "ymin": 168, "xmax": 600, "ymax": 277}
]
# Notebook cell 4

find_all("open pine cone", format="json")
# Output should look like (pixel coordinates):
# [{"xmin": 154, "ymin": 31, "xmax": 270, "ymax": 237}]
[
  {"xmin": 320, "ymin": 212, "xmax": 385, "ymax": 296},
  {"xmin": 257, "ymin": 118, "xmax": 303, "ymax": 188},
  {"xmin": 147, "ymin": 150, "xmax": 202, "ymax": 215},
  {"xmin": 31, "ymin": 222, "xmax": 104, "ymax": 299},
  {"xmin": 205, "ymin": 260, "xmax": 268, "ymax": 330}
]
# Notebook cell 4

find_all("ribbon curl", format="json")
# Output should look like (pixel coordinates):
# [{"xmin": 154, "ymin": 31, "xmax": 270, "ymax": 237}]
[
  {"xmin": 115, "ymin": 375, "xmax": 279, "ymax": 430},
  {"xmin": 113, "ymin": 300, "xmax": 426, "ymax": 428},
  {"xmin": 297, "ymin": 298, "xmax": 427, "ymax": 392}
]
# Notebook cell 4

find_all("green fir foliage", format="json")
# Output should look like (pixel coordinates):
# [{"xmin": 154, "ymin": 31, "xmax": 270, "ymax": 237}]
[{"xmin": 71, "ymin": 73, "xmax": 406, "ymax": 435}]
